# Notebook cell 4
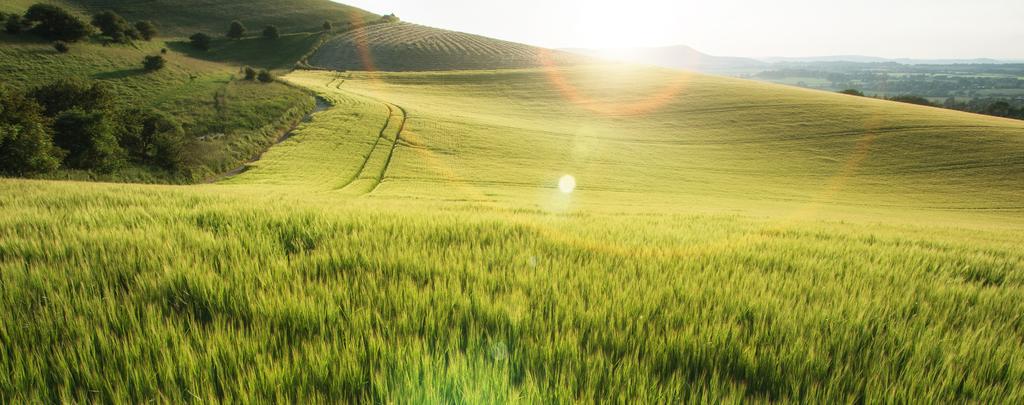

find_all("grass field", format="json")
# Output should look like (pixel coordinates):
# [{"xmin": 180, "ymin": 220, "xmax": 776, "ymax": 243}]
[
  {"xmin": 1, "ymin": 66, "xmax": 1023, "ymax": 402},
  {"xmin": 309, "ymin": 22, "xmax": 588, "ymax": 72}
]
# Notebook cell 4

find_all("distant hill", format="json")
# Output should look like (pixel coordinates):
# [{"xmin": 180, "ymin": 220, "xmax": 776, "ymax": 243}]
[
  {"xmin": 563, "ymin": 45, "xmax": 767, "ymax": 73},
  {"xmin": 761, "ymin": 55, "xmax": 1015, "ymax": 65},
  {"xmin": 309, "ymin": 22, "xmax": 588, "ymax": 72},
  {"xmin": 64, "ymin": 0, "xmax": 378, "ymax": 36}
]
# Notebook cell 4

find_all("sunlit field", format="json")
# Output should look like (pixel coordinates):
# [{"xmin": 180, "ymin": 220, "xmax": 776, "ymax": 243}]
[{"xmin": 2, "ymin": 65, "xmax": 1023, "ymax": 402}]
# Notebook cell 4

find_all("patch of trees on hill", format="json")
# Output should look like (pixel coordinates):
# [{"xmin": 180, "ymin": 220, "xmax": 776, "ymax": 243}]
[
  {"xmin": 0, "ymin": 80, "xmax": 187, "ymax": 176},
  {"xmin": 839, "ymin": 89, "xmax": 1024, "ymax": 120},
  {"xmin": 3, "ymin": 4, "xmax": 158, "ymax": 52}
]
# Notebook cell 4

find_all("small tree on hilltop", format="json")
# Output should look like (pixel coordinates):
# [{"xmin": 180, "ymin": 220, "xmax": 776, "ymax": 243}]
[
  {"xmin": 143, "ymin": 55, "xmax": 165, "ymax": 72},
  {"xmin": 24, "ymin": 4, "xmax": 91, "ymax": 41},
  {"xmin": 257, "ymin": 69, "xmax": 274, "ymax": 83},
  {"xmin": 262, "ymin": 25, "xmax": 279, "ymax": 40},
  {"xmin": 92, "ymin": 10, "xmax": 137, "ymax": 43},
  {"xmin": 190, "ymin": 32, "xmax": 212, "ymax": 50},
  {"xmin": 135, "ymin": 20, "xmax": 157, "ymax": 41},
  {"xmin": 52, "ymin": 40, "xmax": 70, "ymax": 53},
  {"xmin": 380, "ymin": 14, "xmax": 400, "ymax": 23},
  {"xmin": 227, "ymin": 20, "xmax": 245, "ymax": 39}
]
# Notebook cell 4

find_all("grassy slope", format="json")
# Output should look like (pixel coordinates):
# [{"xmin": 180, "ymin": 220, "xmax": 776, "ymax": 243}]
[
  {"xmin": 66, "ymin": 0, "xmax": 377, "ymax": 36},
  {"xmin": 1, "ymin": 66, "xmax": 1022, "ymax": 402},
  {"xmin": 0, "ymin": 32, "xmax": 313, "ymax": 181},
  {"xmin": 309, "ymin": 22, "xmax": 588, "ymax": 72}
]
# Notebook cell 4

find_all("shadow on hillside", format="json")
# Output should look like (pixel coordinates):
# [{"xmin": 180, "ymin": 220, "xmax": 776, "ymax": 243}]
[
  {"xmin": 93, "ymin": 68, "xmax": 146, "ymax": 80},
  {"xmin": 165, "ymin": 33, "xmax": 322, "ymax": 70}
]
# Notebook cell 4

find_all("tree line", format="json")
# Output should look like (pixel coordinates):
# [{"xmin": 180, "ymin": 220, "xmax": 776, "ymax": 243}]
[{"xmin": 0, "ymin": 80, "xmax": 187, "ymax": 176}]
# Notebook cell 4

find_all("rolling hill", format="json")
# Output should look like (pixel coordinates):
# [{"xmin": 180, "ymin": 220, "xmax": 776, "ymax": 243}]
[
  {"xmin": 64, "ymin": 0, "xmax": 377, "ymax": 36},
  {"xmin": 309, "ymin": 22, "xmax": 588, "ymax": 71},
  {"xmin": 2, "ymin": 1, "xmax": 1024, "ymax": 402}
]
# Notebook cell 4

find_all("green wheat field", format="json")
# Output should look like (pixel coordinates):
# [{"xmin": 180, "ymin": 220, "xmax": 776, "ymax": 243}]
[{"xmin": 3, "ymin": 64, "xmax": 1023, "ymax": 402}]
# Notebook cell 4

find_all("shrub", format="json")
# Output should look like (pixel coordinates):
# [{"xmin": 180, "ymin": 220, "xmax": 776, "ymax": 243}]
[
  {"xmin": 243, "ymin": 66, "xmax": 257, "ymax": 80},
  {"xmin": 4, "ymin": 14, "xmax": 24, "ymax": 34},
  {"xmin": 134, "ymin": 20, "xmax": 157, "ymax": 41},
  {"xmin": 31, "ymin": 79, "xmax": 114, "ymax": 116},
  {"xmin": 190, "ymin": 32, "xmax": 212, "ymax": 50},
  {"xmin": 227, "ymin": 20, "xmax": 246, "ymax": 39},
  {"xmin": 322, "ymin": 21, "xmax": 332, "ymax": 31},
  {"xmin": 257, "ymin": 70, "xmax": 274, "ymax": 83},
  {"xmin": 52, "ymin": 108, "xmax": 123, "ymax": 171},
  {"xmin": 838, "ymin": 89, "xmax": 864, "ymax": 97},
  {"xmin": 92, "ymin": 10, "xmax": 137, "ymax": 43},
  {"xmin": 160, "ymin": 48, "xmax": 167, "ymax": 54},
  {"xmin": 143, "ymin": 55, "xmax": 166, "ymax": 72},
  {"xmin": 52, "ymin": 40, "xmax": 70, "ymax": 53},
  {"xmin": 24, "ymin": 4, "xmax": 90, "ymax": 41},
  {"xmin": 380, "ymin": 14, "xmax": 400, "ymax": 23},
  {"xmin": 0, "ymin": 88, "xmax": 62, "ymax": 175},
  {"xmin": 262, "ymin": 25, "xmax": 279, "ymax": 40}
]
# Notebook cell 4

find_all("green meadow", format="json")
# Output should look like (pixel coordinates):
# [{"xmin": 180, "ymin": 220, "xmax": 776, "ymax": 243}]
[{"xmin": 2, "ymin": 65, "xmax": 1023, "ymax": 402}]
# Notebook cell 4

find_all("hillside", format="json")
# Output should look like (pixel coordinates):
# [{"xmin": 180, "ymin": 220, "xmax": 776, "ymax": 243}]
[
  {"xmin": 63, "ymin": 0, "xmax": 377, "ymax": 36},
  {"xmin": 309, "ymin": 22, "xmax": 588, "ymax": 71}
]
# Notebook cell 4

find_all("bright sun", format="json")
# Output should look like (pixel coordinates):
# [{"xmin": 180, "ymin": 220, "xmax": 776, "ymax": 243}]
[{"xmin": 559, "ymin": 175, "xmax": 576, "ymax": 194}]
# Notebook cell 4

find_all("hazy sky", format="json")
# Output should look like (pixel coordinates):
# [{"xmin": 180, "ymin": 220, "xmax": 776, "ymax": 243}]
[{"xmin": 339, "ymin": 0, "xmax": 1024, "ymax": 59}]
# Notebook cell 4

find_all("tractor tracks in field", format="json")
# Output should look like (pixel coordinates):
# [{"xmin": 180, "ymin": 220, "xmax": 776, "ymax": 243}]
[{"xmin": 338, "ymin": 99, "xmax": 407, "ymax": 195}]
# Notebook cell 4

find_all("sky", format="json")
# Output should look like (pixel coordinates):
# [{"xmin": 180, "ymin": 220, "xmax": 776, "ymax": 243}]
[{"xmin": 338, "ymin": 0, "xmax": 1024, "ymax": 59}]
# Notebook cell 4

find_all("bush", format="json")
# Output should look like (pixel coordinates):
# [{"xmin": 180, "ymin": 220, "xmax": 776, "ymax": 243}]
[
  {"xmin": 380, "ymin": 14, "xmax": 400, "ymax": 23},
  {"xmin": 52, "ymin": 40, "xmax": 70, "ymax": 53},
  {"xmin": 92, "ymin": 10, "xmax": 137, "ymax": 43},
  {"xmin": 257, "ymin": 70, "xmax": 274, "ymax": 83},
  {"xmin": 227, "ymin": 20, "xmax": 246, "ymax": 39},
  {"xmin": 262, "ymin": 25, "xmax": 279, "ymax": 40},
  {"xmin": 134, "ymin": 20, "xmax": 157, "ymax": 41},
  {"xmin": 52, "ymin": 109, "xmax": 123, "ymax": 171},
  {"xmin": 838, "ymin": 89, "xmax": 864, "ymax": 97},
  {"xmin": 243, "ymin": 66, "xmax": 257, "ymax": 80},
  {"xmin": 24, "ymin": 4, "xmax": 90, "ymax": 41},
  {"xmin": 0, "ymin": 88, "xmax": 62, "ymax": 175},
  {"xmin": 190, "ymin": 32, "xmax": 212, "ymax": 50},
  {"xmin": 143, "ymin": 55, "xmax": 166, "ymax": 72},
  {"xmin": 4, "ymin": 14, "xmax": 24, "ymax": 34},
  {"xmin": 31, "ymin": 79, "xmax": 114, "ymax": 117},
  {"xmin": 322, "ymin": 21, "xmax": 332, "ymax": 31}
]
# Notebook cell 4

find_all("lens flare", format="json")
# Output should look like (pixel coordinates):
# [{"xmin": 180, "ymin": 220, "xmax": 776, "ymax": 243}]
[{"xmin": 559, "ymin": 175, "xmax": 576, "ymax": 194}]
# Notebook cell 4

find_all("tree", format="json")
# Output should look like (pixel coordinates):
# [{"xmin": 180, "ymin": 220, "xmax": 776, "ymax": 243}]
[
  {"xmin": 4, "ymin": 14, "xmax": 24, "ymax": 34},
  {"xmin": 838, "ymin": 89, "xmax": 864, "ymax": 97},
  {"xmin": 227, "ymin": 20, "xmax": 246, "ymax": 39},
  {"xmin": 134, "ymin": 20, "xmax": 157, "ymax": 41},
  {"xmin": 243, "ymin": 66, "xmax": 257, "ymax": 80},
  {"xmin": 0, "ymin": 88, "xmax": 61, "ymax": 175},
  {"xmin": 24, "ymin": 4, "xmax": 90, "ymax": 42},
  {"xmin": 143, "ymin": 55, "xmax": 166, "ymax": 72},
  {"xmin": 262, "ymin": 25, "xmax": 279, "ymax": 40},
  {"xmin": 52, "ymin": 40, "xmax": 70, "ymax": 53},
  {"xmin": 322, "ymin": 21, "xmax": 332, "ymax": 31},
  {"xmin": 984, "ymin": 101, "xmax": 1012, "ymax": 117},
  {"xmin": 118, "ymin": 109, "xmax": 185, "ymax": 169},
  {"xmin": 31, "ymin": 78, "xmax": 114, "ymax": 117},
  {"xmin": 52, "ymin": 109, "xmax": 123, "ymax": 171},
  {"xmin": 380, "ymin": 14, "xmax": 400, "ymax": 23},
  {"xmin": 190, "ymin": 32, "xmax": 212, "ymax": 50},
  {"xmin": 257, "ymin": 70, "xmax": 274, "ymax": 83},
  {"xmin": 91, "ymin": 10, "xmax": 137, "ymax": 43}
]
